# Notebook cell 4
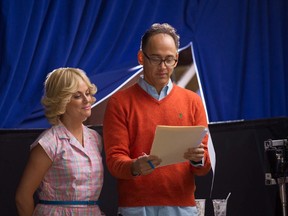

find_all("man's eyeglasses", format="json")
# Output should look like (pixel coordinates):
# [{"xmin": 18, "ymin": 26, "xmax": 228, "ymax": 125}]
[{"xmin": 142, "ymin": 51, "xmax": 177, "ymax": 67}]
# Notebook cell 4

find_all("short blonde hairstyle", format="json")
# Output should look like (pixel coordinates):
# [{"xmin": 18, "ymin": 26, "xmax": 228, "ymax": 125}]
[{"xmin": 41, "ymin": 67, "xmax": 97, "ymax": 125}]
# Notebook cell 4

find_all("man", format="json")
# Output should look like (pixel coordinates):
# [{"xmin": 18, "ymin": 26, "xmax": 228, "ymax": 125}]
[{"xmin": 103, "ymin": 23, "xmax": 211, "ymax": 216}]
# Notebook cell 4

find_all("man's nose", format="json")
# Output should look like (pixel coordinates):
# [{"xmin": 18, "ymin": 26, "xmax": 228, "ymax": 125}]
[{"xmin": 159, "ymin": 60, "xmax": 166, "ymax": 67}]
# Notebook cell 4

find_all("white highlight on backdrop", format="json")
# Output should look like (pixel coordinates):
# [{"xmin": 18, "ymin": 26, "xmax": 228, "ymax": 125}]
[{"xmin": 175, "ymin": 42, "xmax": 216, "ymax": 197}]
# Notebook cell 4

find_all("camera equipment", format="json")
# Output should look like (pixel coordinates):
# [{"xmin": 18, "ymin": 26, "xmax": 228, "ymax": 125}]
[{"xmin": 265, "ymin": 139, "xmax": 288, "ymax": 216}]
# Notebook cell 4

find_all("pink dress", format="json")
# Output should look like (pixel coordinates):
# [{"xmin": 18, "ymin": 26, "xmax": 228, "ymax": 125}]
[{"xmin": 31, "ymin": 124, "xmax": 104, "ymax": 216}]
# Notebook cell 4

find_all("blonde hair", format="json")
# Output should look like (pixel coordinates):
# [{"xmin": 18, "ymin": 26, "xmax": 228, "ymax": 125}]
[{"xmin": 41, "ymin": 67, "xmax": 97, "ymax": 125}]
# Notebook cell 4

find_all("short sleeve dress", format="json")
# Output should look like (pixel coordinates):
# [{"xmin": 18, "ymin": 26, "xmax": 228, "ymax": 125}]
[{"xmin": 31, "ymin": 124, "xmax": 104, "ymax": 216}]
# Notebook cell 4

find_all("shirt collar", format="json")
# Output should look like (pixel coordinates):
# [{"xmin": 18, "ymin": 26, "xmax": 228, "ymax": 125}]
[
  {"xmin": 138, "ymin": 75, "xmax": 173, "ymax": 100},
  {"xmin": 55, "ymin": 121, "xmax": 88, "ymax": 140}
]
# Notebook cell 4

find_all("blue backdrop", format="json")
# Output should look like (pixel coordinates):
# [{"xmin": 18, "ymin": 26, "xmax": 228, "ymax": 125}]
[{"xmin": 0, "ymin": 0, "xmax": 287, "ymax": 128}]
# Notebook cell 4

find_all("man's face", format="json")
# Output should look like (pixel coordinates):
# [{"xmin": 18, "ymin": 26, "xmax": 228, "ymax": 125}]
[{"xmin": 139, "ymin": 33, "xmax": 178, "ymax": 93}]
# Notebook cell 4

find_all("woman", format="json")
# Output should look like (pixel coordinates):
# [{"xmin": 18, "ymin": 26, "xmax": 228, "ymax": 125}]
[{"xmin": 15, "ymin": 68, "xmax": 104, "ymax": 216}]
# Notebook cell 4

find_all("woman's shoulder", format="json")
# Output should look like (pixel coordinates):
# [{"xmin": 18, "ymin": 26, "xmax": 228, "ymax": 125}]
[
  {"xmin": 30, "ymin": 125, "xmax": 66, "ymax": 149},
  {"xmin": 84, "ymin": 126, "xmax": 103, "ymax": 151},
  {"xmin": 85, "ymin": 126, "xmax": 102, "ymax": 141}
]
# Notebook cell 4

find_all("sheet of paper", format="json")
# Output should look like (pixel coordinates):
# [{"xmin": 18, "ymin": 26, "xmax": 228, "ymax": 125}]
[{"xmin": 150, "ymin": 125, "xmax": 208, "ymax": 167}]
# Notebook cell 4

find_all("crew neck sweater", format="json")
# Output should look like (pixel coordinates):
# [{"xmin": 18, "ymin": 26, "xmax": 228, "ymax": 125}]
[{"xmin": 103, "ymin": 83, "xmax": 211, "ymax": 207}]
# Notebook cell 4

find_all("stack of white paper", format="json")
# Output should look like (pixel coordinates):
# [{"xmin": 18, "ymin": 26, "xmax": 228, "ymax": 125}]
[{"xmin": 150, "ymin": 125, "xmax": 208, "ymax": 167}]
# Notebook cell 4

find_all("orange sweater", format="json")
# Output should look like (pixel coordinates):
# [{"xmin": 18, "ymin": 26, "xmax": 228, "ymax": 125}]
[{"xmin": 103, "ymin": 83, "xmax": 211, "ymax": 207}]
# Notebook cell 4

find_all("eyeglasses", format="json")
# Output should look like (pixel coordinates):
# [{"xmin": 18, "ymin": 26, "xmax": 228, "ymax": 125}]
[{"xmin": 142, "ymin": 51, "xmax": 177, "ymax": 67}]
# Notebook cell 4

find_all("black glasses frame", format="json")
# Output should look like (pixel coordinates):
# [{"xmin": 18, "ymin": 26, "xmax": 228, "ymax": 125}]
[{"xmin": 142, "ymin": 51, "xmax": 177, "ymax": 67}]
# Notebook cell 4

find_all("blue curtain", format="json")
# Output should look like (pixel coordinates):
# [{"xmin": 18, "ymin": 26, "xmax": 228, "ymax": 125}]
[
  {"xmin": 193, "ymin": 0, "xmax": 288, "ymax": 122},
  {"xmin": 0, "ymin": 0, "xmax": 287, "ymax": 128}
]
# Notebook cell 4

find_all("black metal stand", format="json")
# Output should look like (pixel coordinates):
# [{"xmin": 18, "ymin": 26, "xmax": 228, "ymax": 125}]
[
  {"xmin": 265, "ymin": 139, "xmax": 288, "ymax": 216},
  {"xmin": 278, "ymin": 177, "xmax": 287, "ymax": 216}
]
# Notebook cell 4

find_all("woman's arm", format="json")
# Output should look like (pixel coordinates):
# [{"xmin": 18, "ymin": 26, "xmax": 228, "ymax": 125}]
[{"xmin": 15, "ymin": 144, "xmax": 52, "ymax": 216}]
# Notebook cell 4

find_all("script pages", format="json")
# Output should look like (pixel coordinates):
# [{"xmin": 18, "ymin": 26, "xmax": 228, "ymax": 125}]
[{"xmin": 150, "ymin": 125, "xmax": 208, "ymax": 167}]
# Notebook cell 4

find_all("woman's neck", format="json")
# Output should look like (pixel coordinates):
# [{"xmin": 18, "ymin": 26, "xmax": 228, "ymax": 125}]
[{"xmin": 60, "ymin": 118, "xmax": 84, "ymax": 146}]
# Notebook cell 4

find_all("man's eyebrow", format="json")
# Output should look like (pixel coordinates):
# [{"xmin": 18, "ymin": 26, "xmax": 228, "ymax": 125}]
[{"xmin": 150, "ymin": 54, "xmax": 175, "ymax": 58}]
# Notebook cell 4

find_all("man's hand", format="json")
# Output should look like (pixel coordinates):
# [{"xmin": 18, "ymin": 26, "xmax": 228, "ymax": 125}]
[
  {"xmin": 131, "ymin": 154, "xmax": 162, "ymax": 176},
  {"xmin": 184, "ymin": 143, "xmax": 205, "ymax": 163}
]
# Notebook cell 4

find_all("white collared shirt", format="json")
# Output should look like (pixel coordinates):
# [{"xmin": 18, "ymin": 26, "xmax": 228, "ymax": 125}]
[{"xmin": 138, "ymin": 75, "xmax": 173, "ymax": 100}]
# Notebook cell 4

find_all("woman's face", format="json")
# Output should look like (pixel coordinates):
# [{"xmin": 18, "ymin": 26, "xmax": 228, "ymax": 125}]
[{"xmin": 63, "ymin": 78, "xmax": 93, "ymax": 122}]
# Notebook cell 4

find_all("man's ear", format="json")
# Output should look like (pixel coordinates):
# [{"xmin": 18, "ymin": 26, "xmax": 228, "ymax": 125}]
[
  {"xmin": 138, "ymin": 51, "xmax": 144, "ymax": 65},
  {"xmin": 174, "ymin": 53, "xmax": 179, "ymax": 67}
]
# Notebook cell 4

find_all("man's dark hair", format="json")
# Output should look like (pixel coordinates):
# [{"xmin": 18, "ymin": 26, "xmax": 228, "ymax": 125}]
[{"xmin": 140, "ymin": 23, "xmax": 180, "ymax": 51}]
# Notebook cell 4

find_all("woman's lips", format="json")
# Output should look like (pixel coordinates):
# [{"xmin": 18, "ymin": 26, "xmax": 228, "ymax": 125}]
[{"xmin": 83, "ymin": 105, "xmax": 91, "ymax": 110}]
